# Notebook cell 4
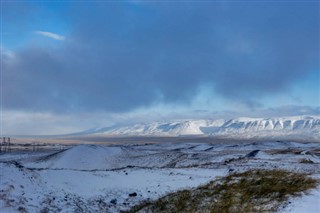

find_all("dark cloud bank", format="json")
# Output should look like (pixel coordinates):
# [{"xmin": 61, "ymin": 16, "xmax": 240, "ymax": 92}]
[{"xmin": 3, "ymin": 2, "xmax": 319, "ymax": 113}]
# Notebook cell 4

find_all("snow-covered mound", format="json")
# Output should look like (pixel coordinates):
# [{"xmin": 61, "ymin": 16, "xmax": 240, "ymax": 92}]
[
  {"xmin": 93, "ymin": 116, "xmax": 320, "ymax": 140},
  {"xmin": 24, "ymin": 145, "xmax": 125, "ymax": 170}
]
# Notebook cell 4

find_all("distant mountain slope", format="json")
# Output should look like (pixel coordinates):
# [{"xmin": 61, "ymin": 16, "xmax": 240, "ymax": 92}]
[{"xmin": 88, "ymin": 116, "xmax": 320, "ymax": 140}]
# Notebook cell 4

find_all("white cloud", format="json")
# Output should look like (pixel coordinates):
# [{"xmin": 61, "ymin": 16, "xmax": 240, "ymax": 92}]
[
  {"xmin": 34, "ymin": 31, "xmax": 65, "ymax": 41},
  {"xmin": 1, "ymin": 46, "xmax": 15, "ymax": 59},
  {"xmin": 2, "ymin": 110, "xmax": 100, "ymax": 135}
]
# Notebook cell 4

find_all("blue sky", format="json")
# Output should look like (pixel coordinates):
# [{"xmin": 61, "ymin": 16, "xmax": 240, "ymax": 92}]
[{"xmin": 1, "ymin": 1, "xmax": 319, "ymax": 135}]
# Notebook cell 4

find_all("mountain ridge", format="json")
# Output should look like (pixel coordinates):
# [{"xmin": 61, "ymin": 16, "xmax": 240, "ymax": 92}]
[{"xmin": 86, "ymin": 115, "xmax": 320, "ymax": 141}]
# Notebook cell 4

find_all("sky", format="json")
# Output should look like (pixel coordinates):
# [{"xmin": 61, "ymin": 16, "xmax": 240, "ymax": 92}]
[{"xmin": 1, "ymin": 1, "xmax": 319, "ymax": 135}]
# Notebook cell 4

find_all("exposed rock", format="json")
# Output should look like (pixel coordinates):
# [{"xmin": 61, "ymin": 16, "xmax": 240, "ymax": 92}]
[
  {"xmin": 245, "ymin": 150, "xmax": 260, "ymax": 158},
  {"xmin": 129, "ymin": 193, "xmax": 137, "ymax": 197}
]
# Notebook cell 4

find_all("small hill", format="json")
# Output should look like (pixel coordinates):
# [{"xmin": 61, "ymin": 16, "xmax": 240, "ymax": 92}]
[{"xmin": 24, "ymin": 145, "xmax": 125, "ymax": 170}]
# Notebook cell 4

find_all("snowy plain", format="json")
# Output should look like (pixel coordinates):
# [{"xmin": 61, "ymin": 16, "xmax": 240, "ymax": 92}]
[{"xmin": 0, "ymin": 140, "xmax": 319, "ymax": 212}]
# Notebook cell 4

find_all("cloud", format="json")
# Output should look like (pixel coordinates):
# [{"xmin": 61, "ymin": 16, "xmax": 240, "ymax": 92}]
[
  {"xmin": 2, "ymin": 2, "xmax": 319, "ymax": 114},
  {"xmin": 34, "ymin": 31, "xmax": 65, "ymax": 41},
  {"xmin": 261, "ymin": 105, "xmax": 320, "ymax": 118},
  {"xmin": 2, "ymin": 110, "xmax": 102, "ymax": 135},
  {"xmin": 1, "ymin": 46, "xmax": 15, "ymax": 59}
]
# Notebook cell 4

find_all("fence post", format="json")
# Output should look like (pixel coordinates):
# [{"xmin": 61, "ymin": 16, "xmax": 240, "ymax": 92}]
[
  {"xmin": 8, "ymin": 137, "xmax": 11, "ymax": 152},
  {"xmin": 4, "ymin": 137, "xmax": 6, "ymax": 152}
]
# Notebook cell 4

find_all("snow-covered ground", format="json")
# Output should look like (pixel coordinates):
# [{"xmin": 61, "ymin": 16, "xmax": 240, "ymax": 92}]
[
  {"xmin": 0, "ymin": 141, "xmax": 319, "ymax": 212},
  {"xmin": 281, "ymin": 187, "xmax": 320, "ymax": 213}
]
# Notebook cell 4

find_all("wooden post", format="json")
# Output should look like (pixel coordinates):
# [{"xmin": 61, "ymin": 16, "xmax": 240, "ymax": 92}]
[
  {"xmin": 8, "ymin": 137, "xmax": 11, "ymax": 152},
  {"xmin": 4, "ymin": 137, "xmax": 6, "ymax": 152}
]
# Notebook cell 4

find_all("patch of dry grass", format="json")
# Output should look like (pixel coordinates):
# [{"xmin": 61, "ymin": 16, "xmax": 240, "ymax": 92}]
[
  {"xmin": 267, "ymin": 149, "xmax": 302, "ymax": 155},
  {"xmin": 126, "ymin": 169, "xmax": 318, "ymax": 213},
  {"xmin": 299, "ymin": 158, "xmax": 315, "ymax": 164}
]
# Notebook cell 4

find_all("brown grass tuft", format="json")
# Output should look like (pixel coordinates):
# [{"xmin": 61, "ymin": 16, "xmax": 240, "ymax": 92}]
[{"xmin": 125, "ymin": 169, "xmax": 318, "ymax": 213}]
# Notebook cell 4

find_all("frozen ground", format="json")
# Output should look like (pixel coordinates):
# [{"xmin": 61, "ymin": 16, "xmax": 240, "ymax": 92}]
[{"xmin": 0, "ymin": 140, "xmax": 319, "ymax": 212}]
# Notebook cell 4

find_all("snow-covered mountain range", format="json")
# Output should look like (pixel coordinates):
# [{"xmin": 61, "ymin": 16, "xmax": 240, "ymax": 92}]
[{"xmin": 88, "ymin": 116, "xmax": 320, "ymax": 141}]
